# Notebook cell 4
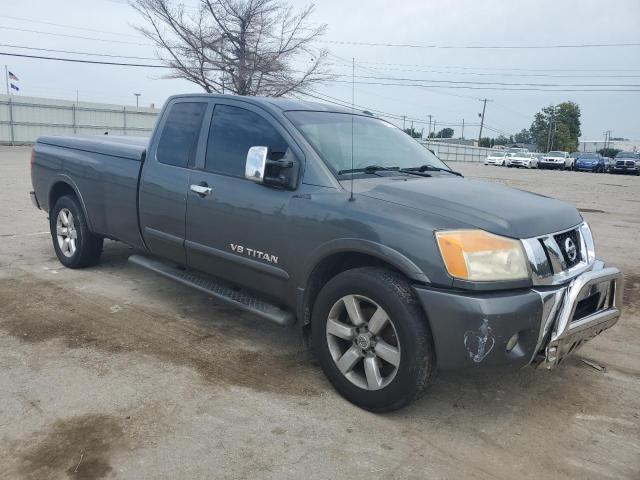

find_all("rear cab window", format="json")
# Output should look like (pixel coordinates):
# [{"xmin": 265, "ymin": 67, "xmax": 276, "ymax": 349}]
[{"xmin": 157, "ymin": 102, "xmax": 207, "ymax": 168}]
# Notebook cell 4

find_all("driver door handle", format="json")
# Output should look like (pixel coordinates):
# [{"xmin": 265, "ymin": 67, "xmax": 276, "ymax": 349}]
[{"xmin": 190, "ymin": 184, "xmax": 212, "ymax": 197}]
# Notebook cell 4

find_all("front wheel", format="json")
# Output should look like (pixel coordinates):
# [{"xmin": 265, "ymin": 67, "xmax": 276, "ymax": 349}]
[
  {"xmin": 312, "ymin": 267, "xmax": 435, "ymax": 412},
  {"xmin": 50, "ymin": 195, "xmax": 103, "ymax": 268}
]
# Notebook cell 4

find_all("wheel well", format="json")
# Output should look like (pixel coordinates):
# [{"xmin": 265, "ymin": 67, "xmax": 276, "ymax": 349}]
[
  {"xmin": 49, "ymin": 182, "xmax": 76, "ymax": 213},
  {"xmin": 301, "ymin": 252, "xmax": 406, "ymax": 343}
]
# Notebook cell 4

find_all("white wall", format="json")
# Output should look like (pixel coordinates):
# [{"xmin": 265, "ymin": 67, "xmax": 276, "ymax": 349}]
[
  {"xmin": 421, "ymin": 140, "xmax": 504, "ymax": 163},
  {"xmin": 0, "ymin": 94, "xmax": 159, "ymax": 144}
]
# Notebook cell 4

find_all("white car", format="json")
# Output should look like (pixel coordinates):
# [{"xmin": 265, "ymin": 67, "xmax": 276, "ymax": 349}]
[
  {"xmin": 485, "ymin": 152, "xmax": 508, "ymax": 166},
  {"xmin": 508, "ymin": 152, "xmax": 539, "ymax": 169},
  {"xmin": 539, "ymin": 151, "xmax": 570, "ymax": 170}
]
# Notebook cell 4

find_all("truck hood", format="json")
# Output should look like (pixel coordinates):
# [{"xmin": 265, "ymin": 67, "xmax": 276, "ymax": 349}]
[{"xmin": 356, "ymin": 176, "xmax": 582, "ymax": 239}]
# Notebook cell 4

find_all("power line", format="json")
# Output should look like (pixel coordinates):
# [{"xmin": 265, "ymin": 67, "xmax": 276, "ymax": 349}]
[
  {"xmin": 5, "ymin": 44, "xmax": 639, "ymax": 87},
  {"xmin": 331, "ymin": 64, "xmax": 640, "ymax": 79},
  {"xmin": 0, "ymin": 51, "xmax": 168, "ymax": 68},
  {"xmin": 327, "ymin": 51, "xmax": 482, "ymax": 102},
  {"xmin": 328, "ymin": 73, "xmax": 640, "ymax": 88},
  {"xmin": 327, "ymin": 79, "xmax": 640, "ymax": 92},
  {"xmin": 356, "ymin": 60, "xmax": 640, "ymax": 73},
  {"xmin": 0, "ymin": 15, "xmax": 143, "ymax": 38},
  {"xmin": 319, "ymin": 39, "xmax": 640, "ymax": 49},
  {"xmin": 5, "ymin": 50, "xmax": 638, "ymax": 92},
  {"xmin": 0, "ymin": 43, "xmax": 157, "ymax": 61},
  {"xmin": 0, "ymin": 26, "xmax": 152, "ymax": 46}
]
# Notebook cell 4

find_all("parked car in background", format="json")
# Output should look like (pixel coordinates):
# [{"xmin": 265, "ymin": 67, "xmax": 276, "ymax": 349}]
[
  {"xmin": 611, "ymin": 151, "xmax": 640, "ymax": 175},
  {"xmin": 508, "ymin": 152, "xmax": 538, "ymax": 169},
  {"xmin": 603, "ymin": 157, "xmax": 615, "ymax": 173},
  {"xmin": 539, "ymin": 151, "xmax": 570, "ymax": 170},
  {"xmin": 574, "ymin": 153, "xmax": 605, "ymax": 173},
  {"xmin": 485, "ymin": 151, "xmax": 508, "ymax": 166},
  {"xmin": 564, "ymin": 152, "xmax": 580, "ymax": 170},
  {"xmin": 507, "ymin": 147, "xmax": 529, "ymax": 155}
]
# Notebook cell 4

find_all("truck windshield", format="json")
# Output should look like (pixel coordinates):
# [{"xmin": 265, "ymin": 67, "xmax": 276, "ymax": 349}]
[
  {"xmin": 548, "ymin": 151, "xmax": 565, "ymax": 156},
  {"xmin": 285, "ymin": 111, "xmax": 448, "ymax": 175}
]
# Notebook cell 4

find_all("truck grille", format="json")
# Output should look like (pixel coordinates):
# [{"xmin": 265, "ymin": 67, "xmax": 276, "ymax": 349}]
[{"xmin": 553, "ymin": 229, "xmax": 581, "ymax": 269}]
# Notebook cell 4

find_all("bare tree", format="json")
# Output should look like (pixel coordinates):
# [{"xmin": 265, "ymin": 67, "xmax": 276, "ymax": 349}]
[{"xmin": 131, "ymin": 0, "xmax": 332, "ymax": 96}]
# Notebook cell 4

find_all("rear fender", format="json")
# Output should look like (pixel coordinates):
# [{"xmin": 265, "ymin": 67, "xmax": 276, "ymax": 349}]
[{"xmin": 48, "ymin": 174, "xmax": 94, "ymax": 232}]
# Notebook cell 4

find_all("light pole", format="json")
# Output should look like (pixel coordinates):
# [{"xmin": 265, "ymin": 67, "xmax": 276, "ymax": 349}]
[{"xmin": 134, "ymin": 93, "xmax": 141, "ymax": 110}]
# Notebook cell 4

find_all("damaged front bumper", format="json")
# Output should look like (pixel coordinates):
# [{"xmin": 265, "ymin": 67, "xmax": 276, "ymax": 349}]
[{"xmin": 413, "ymin": 260, "xmax": 623, "ymax": 370}]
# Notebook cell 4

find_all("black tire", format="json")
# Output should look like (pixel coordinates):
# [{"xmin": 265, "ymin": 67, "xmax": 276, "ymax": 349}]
[
  {"xmin": 50, "ymin": 195, "xmax": 103, "ymax": 268},
  {"xmin": 312, "ymin": 267, "xmax": 435, "ymax": 412}
]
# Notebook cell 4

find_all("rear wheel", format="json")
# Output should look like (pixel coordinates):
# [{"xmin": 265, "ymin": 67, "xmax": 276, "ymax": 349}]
[
  {"xmin": 50, "ymin": 195, "xmax": 103, "ymax": 268},
  {"xmin": 312, "ymin": 267, "xmax": 435, "ymax": 412}
]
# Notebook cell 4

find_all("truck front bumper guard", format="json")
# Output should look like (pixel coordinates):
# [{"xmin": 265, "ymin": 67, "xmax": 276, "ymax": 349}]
[
  {"xmin": 413, "ymin": 260, "xmax": 623, "ymax": 370},
  {"xmin": 535, "ymin": 263, "xmax": 623, "ymax": 369}
]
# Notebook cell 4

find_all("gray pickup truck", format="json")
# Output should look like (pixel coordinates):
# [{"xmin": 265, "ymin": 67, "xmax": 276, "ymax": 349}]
[{"xmin": 30, "ymin": 94, "xmax": 624, "ymax": 411}]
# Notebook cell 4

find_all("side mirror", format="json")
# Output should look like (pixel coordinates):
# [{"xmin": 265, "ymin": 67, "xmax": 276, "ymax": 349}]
[
  {"xmin": 245, "ymin": 146, "xmax": 299, "ymax": 189},
  {"xmin": 245, "ymin": 146, "xmax": 268, "ymax": 183}
]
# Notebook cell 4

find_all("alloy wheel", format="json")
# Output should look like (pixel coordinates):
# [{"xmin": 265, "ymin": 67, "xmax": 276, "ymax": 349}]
[
  {"xmin": 56, "ymin": 208, "xmax": 78, "ymax": 257},
  {"xmin": 325, "ymin": 295, "xmax": 401, "ymax": 390}
]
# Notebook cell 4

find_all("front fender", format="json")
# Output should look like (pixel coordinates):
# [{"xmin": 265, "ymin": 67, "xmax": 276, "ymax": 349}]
[{"xmin": 302, "ymin": 238, "xmax": 431, "ymax": 285}]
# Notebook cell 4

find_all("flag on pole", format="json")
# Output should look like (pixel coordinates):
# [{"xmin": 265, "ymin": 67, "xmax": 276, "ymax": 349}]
[
  {"xmin": 8, "ymin": 71, "xmax": 18, "ymax": 81},
  {"xmin": 10, "ymin": 83, "xmax": 19, "ymax": 91}
]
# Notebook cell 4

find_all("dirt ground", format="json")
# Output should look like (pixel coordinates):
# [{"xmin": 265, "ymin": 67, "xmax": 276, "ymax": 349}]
[{"xmin": 0, "ymin": 146, "xmax": 638, "ymax": 480}]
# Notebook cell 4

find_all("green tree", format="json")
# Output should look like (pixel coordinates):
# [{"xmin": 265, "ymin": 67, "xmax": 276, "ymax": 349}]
[
  {"xmin": 478, "ymin": 137, "xmax": 492, "ymax": 148},
  {"xmin": 493, "ymin": 135, "xmax": 511, "ymax": 146},
  {"xmin": 436, "ymin": 127, "xmax": 454, "ymax": 138},
  {"xmin": 529, "ymin": 102, "xmax": 581, "ymax": 152},
  {"xmin": 403, "ymin": 127, "xmax": 422, "ymax": 138},
  {"xmin": 513, "ymin": 129, "xmax": 532, "ymax": 144},
  {"xmin": 429, "ymin": 128, "xmax": 454, "ymax": 138},
  {"xmin": 598, "ymin": 147, "xmax": 621, "ymax": 158}
]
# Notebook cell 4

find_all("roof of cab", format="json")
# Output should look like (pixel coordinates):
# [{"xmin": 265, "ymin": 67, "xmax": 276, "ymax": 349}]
[{"xmin": 166, "ymin": 93, "xmax": 353, "ymax": 115}]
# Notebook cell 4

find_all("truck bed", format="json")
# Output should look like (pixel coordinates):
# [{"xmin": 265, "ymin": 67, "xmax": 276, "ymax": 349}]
[{"xmin": 32, "ymin": 135, "xmax": 149, "ymax": 249}]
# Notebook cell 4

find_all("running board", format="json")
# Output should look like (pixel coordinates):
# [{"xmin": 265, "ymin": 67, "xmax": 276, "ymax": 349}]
[{"xmin": 128, "ymin": 254, "xmax": 295, "ymax": 327}]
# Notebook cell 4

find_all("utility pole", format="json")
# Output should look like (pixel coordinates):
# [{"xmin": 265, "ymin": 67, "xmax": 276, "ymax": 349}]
[
  {"xmin": 433, "ymin": 120, "xmax": 437, "ymax": 138},
  {"xmin": 4, "ymin": 65, "xmax": 9, "ymax": 96},
  {"xmin": 410, "ymin": 120, "xmax": 414, "ymax": 136},
  {"xmin": 477, "ymin": 98, "xmax": 492, "ymax": 144},
  {"xmin": 427, "ymin": 114, "xmax": 432, "ymax": 138},
  {"xmin": 461, "ymin": 118, "xmax": 465, "ymax": 139},
  {"xmin": 134, "ymin": 93, "xmax": 141, "ymax": 110},
  {"xmin": 402, "ymin": 115, "xmax": 406, "ymax": 131}
]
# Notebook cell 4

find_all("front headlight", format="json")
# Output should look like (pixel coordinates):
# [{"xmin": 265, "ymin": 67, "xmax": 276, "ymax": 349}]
[{"xmin": 435, "ymin": 230, "xmax": 529, "ymax": 281}]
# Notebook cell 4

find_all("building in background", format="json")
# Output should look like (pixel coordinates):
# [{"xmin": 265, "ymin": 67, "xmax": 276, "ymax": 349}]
[{"xmin": 579, "ymin": 139, "xmax": 640, "ymax": 153}]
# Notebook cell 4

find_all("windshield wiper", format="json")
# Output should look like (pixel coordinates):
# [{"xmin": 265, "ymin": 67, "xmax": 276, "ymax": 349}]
[
  {"xmin": 401, "ymin": 165, "xmax": 463, "ymax": 177},
  {"xmin": 338, "ymin": 165, "xmax": 400, "ymax": 175}
]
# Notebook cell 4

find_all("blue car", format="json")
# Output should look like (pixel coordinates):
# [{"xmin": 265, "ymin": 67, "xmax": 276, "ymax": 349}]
[{"xmin": 574, "ymin": 153, "xmax": 605, "ymax": 173}]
